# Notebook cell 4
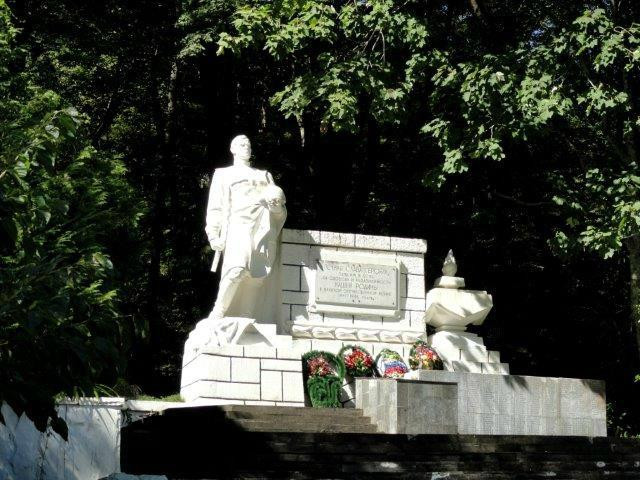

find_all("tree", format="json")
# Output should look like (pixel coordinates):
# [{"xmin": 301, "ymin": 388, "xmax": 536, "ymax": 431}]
[
  {"xmin": 0, "ymin": 0, "xmax": 139, "ymax": 437},
  {"xmin": 424, "ymin": 7, "xmax": 640, "ymax": 357},
  {"xmin": 215, "ymin": 1, "xmax": 640, "ymax": 358},
  {"xmin": 211, "ymin": 0, "xmax": 640, "ymax": 431},
  {"xmin": 8, "ymin": 0, "xmax": 640, "ymax": 433}
]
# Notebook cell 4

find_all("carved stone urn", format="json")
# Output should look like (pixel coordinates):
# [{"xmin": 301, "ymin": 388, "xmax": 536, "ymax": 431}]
[
  {"xmin": 424, "ymin": 250, "xmax": 493, "ymax": 331},
  {"xmin": 423, "ymin": 251, "xmax": 507, "ymax": 374}
]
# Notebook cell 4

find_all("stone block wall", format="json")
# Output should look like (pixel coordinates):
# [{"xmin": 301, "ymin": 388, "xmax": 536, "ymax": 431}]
[
  {"xmin": 1, "ymin": 399, "xmax": 125, "ymax": 480},
  {"xmin": 280, "ymin": 229, "xmax": 427, "ymax": 342},
  {"xmin": 356, "ymin": 378, "xmax": 458, "ymax": 434},
  {"xmin": 180, "ymin": 343, "xmax": 305, "ymax": 406},
  {"xmin": 430, "ymin": 331, "xmax": 509, "ymax": 374},
  {"xmin": 0, "ymin": 398, "xmax": 220, "ymax": 480}
]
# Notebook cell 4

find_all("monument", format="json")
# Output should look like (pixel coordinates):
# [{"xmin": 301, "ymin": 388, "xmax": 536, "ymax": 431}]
[
  {"xmin": 424, "ymin": 249, "xmax": 505, "ymax": 374},
  {"xmin": 185, "ymin": 135, "xmax": 287, "ymax": 347},
  {"xmin": 180, "ymin": 135, "xmax": 606, "ymax": 436}
]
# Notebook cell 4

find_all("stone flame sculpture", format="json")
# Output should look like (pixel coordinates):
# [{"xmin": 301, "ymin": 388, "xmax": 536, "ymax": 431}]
[{"xmin": 441, "ymin": 249, "xmax": 457, "ymax": 276}]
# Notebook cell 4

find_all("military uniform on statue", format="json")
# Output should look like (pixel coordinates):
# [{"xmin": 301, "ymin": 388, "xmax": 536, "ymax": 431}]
[{"xmin": 187, "ymin": 135, "xmax": 286, "ymax": 349}]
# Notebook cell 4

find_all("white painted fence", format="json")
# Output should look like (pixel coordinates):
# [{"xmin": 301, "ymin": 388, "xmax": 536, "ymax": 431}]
[{"xmin": 0, "ymin": 399, "xmax": 175, "ymax": 480}]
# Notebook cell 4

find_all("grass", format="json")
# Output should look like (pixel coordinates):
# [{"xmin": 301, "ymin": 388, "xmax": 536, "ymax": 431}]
[{"xmin": 133, "ymin": 393, "xmax": 184, "ymax": 402}]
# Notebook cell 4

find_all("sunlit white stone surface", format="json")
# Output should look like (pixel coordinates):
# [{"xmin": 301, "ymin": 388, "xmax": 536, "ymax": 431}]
[{"xmin": 424, "ymin": 250, "xmax": 507, "ymax": 374}]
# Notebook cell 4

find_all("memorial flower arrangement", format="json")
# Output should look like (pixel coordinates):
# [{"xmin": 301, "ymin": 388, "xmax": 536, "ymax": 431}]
[
  {"xmin": 339, "ymin": 345, "xmax": 374, "ymax": 377},
  {"xmin": 374, "ymin": 349, "xmax": 409, "ymax": 378},
  {"xmin": 408, "ymin": 341, "xmax": 444, "ymax": 371},
  {"xmin": 307, "ymin": 355, "xmax": 333, "ymax": 377},
  {"xmin": 302, "ymin": 351, "xmax": 345, "ymax": 408}
]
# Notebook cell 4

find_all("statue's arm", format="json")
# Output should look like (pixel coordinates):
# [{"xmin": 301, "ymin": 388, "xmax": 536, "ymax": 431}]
[
  {"xmin": 205, "ymin": 169, "xmax": 225, "ymax": 250},
  {"xmin": 265, "ymin": 171, "xmax": 286, "ymax": 218}
]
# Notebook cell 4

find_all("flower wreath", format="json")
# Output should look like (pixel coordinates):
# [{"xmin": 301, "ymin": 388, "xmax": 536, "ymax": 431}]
[
  {"xmin": 302, "ymin": 350, "xmax": 345, "ymax": 408},
  {"xmin": 374, "ymin": 348, "xmax": 409, "ymax": 378},
  {"xmin": 338, "ymin": 344, "xmax": 375, "ymax": 378},
  {"xmin": 408, "ymin": 340, "xmax": 444, "ymax": 370},
  {"xmin": 302, "ymin": 350, "xmax": 345, "ymax": 379}
]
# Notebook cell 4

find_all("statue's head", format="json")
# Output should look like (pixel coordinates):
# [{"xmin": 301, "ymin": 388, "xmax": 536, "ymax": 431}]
[{"xmin": 230, "ymin": 135, "xmax": 251, "ymax": 166}]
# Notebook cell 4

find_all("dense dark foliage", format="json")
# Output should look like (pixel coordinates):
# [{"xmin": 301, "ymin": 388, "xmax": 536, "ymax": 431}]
[
  {"xmin": 2, "ymin": 0, "xmax": 640, "ymax": 435},
  {"xmin": 0, "ymin": 1, "xmax": 140, "ymax": 437}
]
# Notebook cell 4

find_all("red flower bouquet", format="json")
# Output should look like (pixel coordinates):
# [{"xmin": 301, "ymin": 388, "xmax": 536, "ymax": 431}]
[
  {"xmin": 339, "ymin": 345, "xmax": 374, "ymax": 377},
  {"xmin": 307, "ymin": 355, "xmax": 333, "ymax": 377},
  {"xmin": 408, "ymin": 341, "xmax": 444, "ymax": 370}
]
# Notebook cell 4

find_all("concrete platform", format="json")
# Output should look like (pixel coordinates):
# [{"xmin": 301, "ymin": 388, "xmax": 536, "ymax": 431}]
[
  {"xmin": 356, "ymin": 370, "xmax": 607, "ymax": 437},
  {"xmin": 121, "ymin": 405, "xmax": 639, "ymax": 479}
]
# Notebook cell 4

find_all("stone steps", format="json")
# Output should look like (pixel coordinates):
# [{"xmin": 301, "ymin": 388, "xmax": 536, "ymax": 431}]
[
  {"xmin": 214, "ymin": 465, "xmax": 640, "ymax": 478},
  {"xmin": 246, "ymin": 452, "xmax": 640, "ymax": 468},
  {"xmin": 220, "ymin": 472, "xmax": 640, "ymax": 480},
  {"xmin": 221, "ymin": 405, "xmax": 377, "ymax": 433},
  {"xmin": 231, "ymin": 420, "xmax": 378, "ymax": 433},
  {"xmin": 430, "ymin": 330, "xmax": 511, "ymax": 375},
  {"xmin": 246, "ymin": 459, "xmax": 640, "ymax": 475},
  {"xmin": 220, "ymin": 405, "xmax": 365, "ymax": 418},
  {"xmin": 262, "ymin": 432, "xmax": 640, "ymax": 452},
  {"xmin": 224, "ymin": 410, "xmax": 367, "ymax": 421},
  {"xmin": 121, "ymin": 406, "xmax": 640, "ymax": 479}
]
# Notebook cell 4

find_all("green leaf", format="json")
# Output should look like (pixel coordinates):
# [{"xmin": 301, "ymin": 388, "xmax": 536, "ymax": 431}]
[
  {"xmin": 49, "ymin": 416, "xmax": 69, "ymax": 441},
  {"xmin": 1, "ymin": 217, "xmax": 20, "ymax": 244}
]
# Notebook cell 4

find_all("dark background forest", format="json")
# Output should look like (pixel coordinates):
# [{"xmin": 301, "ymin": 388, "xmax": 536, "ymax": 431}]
[{"xmin": 1, "ymin": 0, "xmax": 640, "ymax": 436}]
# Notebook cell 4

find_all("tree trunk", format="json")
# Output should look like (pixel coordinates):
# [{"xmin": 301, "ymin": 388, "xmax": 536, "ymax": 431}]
[
  {"xmin": 148, "ymin": 54, "xmax": 179, "ymax": 318},
  {"xmin": 627, "ymin": 235, "xmax": 640, "ymax": 363},
  {"xmin": 90, "ymin": 56, "xmax": 133, "ymax": 146},
  {"xmin": 352, "ymin": 95, "xmax": 378, "ymax": 229},
  {"xmin": 203, "ymin": 54, "xmax": 235, "ymax": 168}
]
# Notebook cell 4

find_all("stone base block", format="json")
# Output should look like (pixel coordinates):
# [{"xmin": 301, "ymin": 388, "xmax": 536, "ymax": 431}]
[
  {"xmin": 428, "ymin": 330, "xmax": 510, "ymax": 376},
  {"xmin": 356, "ymin": 371, "xmax": 606, "ymax": 437},
  {"xmin": 181, "ymin": 344, "xmax": 305, "ymax": 406},
  {"xmin": 481, "ymin": 362, "xmax": 510, "ymax": 374},
  {"xmin": 451, "ymin": 360, "xmax": 482, "ymax": 373},
  {"xmin": 356, "ymin": 377, "xmax": 457, "ymax": 434}
]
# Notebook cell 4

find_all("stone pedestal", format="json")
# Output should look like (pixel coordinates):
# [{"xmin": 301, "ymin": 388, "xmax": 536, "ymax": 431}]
[
  {"xmin": 280, "ymin": 229, "xmax": 428, "ymax": 346},
  {"xmin": 424, "ymin": 250, "xmax": 509, "ymax": 374},
  {"xmin": 429, "ymin": 330, "xmax": 509, "ymax": 374},
  {"xmin": 181, "ymin": 229, "xmax": 433, "ymax": 405},
  {"xmin": 356, "ymin": 370, "xmax": 607, "ymax": 436},
  {"xmin": 180, "ymin": 341, "xmax": 307, "ymax": 406}
]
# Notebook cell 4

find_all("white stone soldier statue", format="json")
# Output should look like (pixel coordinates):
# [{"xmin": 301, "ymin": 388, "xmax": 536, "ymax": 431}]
[{"xmin": 204, "ymin": 135, "xmax": 287, "ymax": 331}]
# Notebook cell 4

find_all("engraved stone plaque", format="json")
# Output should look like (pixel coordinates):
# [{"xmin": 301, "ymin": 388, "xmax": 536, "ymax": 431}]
[{"xmin": 315, "ymin": 260, "xmax": 398, "ymax": 309}]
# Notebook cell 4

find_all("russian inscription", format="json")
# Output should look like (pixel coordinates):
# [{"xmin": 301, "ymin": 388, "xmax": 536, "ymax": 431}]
[{"xmin": 315, "ymin": 260, "xmax": 398, "ymax": 308}]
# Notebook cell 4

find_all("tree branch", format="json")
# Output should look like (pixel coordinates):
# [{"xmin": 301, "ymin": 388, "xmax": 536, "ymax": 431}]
[
  {"xmin": 494, "ymin": 191, "xmax": 554, "ymax": 207},
  {"xmin": 468, "ymin": 0, "xmax": 487, "ymax": 22}
]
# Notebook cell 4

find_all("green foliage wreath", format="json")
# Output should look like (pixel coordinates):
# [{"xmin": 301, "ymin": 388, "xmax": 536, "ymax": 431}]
[{"xmin": 302, "ymin": 350, "xmax": 345, "ymax": 408}]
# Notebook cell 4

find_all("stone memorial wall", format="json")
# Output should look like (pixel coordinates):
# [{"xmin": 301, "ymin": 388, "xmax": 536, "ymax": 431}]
[
  {"xmin": 356, "ymin": 371, "xmax": 607, "ymax": 437},
  {"xmin": 180, "ymin": 227, "xmax": 605, "ymax": 436},
  {"xmin": 280, "ymin": 228, "xmax": 428, "ymax": 354},
  {"xmin": 180, "ymin": 229, "xmax": 432, "ymax": 407}
]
